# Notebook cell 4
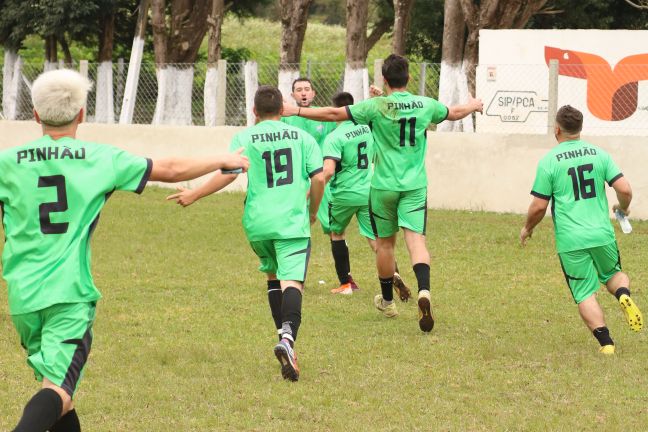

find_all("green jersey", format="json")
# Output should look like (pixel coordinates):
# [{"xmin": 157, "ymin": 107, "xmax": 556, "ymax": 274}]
[
  {"xmin": 531, "ymin": 139, "xmax": 622, "ymax": 253},
  {"xmin": 0, "ymin": 135, "xmax": 151, "ymax": 315},
  {"xmin": 322, "ymin": 121, "xmax": 373, "ymax": 207},
  {"xmin": 281, "ymin": 110, "xmax": 336, "ymax": 148},
  {"xmin": 230, "ymin": 120, "xmax": 323, "ymax": 241},
  {"xmin": 347, "ymin": 92, "xmax": 448, "ymax": 191}
]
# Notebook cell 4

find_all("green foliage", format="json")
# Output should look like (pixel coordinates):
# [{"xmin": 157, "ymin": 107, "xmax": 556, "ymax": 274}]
[
  {"xmin": 221, "ymin": 46, "xmax": 252, "ymax": 63},
  {"xmin": 2, "ymin": 188, "xmax": 648, "ymax": 430},
  {"xmin": 0, "ymin": 0, "xmax": 36, "ymax": 50},
  {"xmin": 530, "ymin": 0, "xmax": 648, "ymax": 30}
]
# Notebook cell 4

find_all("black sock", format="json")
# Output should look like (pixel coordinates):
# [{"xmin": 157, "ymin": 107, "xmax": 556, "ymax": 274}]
[
  {"xmin": 593, "ymin": 327, "xmax": 614, "ymax": 346},
  {"xmin": 331, "ymin": 239, "xmax": 350, "ymax": 284},
  {"xmin": 281, "ymin": 287, "xmax": 302, "ymax": 343},
  {"xmin": 379, "ymin": 277, "xmax": 394, "ymax": 302},
  {"xmin": 50, "ymin": 409, "xmax": 81, "ymax": 432},
  {"xmin": 614, "ymin": 287, "xmax": 631, "ymax": 300},
  {"xmin": 267, "ymin": 280, "xmax": 283, "ymax": 340},
  {"xmin": 12, "ymin": 388, "xmax": 62, "ymax": 432},
  {"xmin": 413, "ymin": 263, "xmax": 430, "ymax": 292}
]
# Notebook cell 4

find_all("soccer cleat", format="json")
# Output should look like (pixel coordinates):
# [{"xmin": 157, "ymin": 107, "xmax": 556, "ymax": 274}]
[
  {"xmin": 618, "ymin": 294, "xmax": 643, "ymax": 332},
  {"xmin": 331, "ymin": 283, "xmax": 353, "ymax": 295},
  {"xmin": 274, "ymin": 338, "xmax": 300, "ymax": 382},
  {"xmin": 392, "ymin": 272, "xmax": 412, "ymax": 302},
  {"xmin": 373, "ymin": 294, "xmax": 398, "ymax": 317},
  {"xmin": 417, "ymin": 290, "xmax": 434, "ymax": 332},
  {"xmin": 599, "ymin": 344, "xmax": 615, "ymax": 355},
  {"xmin": 348, "ymin": 274, "xmax": 360, "ymax": 291}
]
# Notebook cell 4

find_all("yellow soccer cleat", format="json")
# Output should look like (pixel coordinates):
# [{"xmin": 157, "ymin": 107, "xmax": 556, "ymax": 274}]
[
  {"xmin": 618, "ymin": 294, "xmax": 643, "ymax": 332},
  {"xmin": 417, "ymin": 290, "xmax": 434, "ymax": 332},
  {"xmin": 374, "ymin": 294, "xmax": 398, "ymax": 318},
  {"xmin": 599, "ymin": 344, "xmax": 615, "ymax": 355}
]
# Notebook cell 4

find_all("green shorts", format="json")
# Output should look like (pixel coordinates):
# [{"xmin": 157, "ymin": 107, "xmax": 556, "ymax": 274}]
[
  {"xmin": 369, "ymin": 187, "xmax": 427, "ymax": 238},
  {"xmin": 558, "ymin": 242, "xmax": 622, "ymax": 304},
  {"xmin": 317, "ymin": 188, "xmax": 331, "ymax": 234},
  {"xmin": 318, "ymin": 199, "xmax": 375, "ymax": 240},
  {"xmin": 11, "ymin": 302, "xmax": 96, "ymax": 397},
  {"xmin": 250, "ymin": 237, "xmax": 312, "ymax": 282}
]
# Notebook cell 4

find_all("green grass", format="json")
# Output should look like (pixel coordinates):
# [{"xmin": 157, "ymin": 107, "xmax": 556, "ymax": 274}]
[{"xmin": 1, "ymin": 187, "xmax": 648, "ymax": 431}]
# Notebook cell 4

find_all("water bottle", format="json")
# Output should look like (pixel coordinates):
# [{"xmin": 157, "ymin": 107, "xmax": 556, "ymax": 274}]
[{"xmin": 615, "ymin": 209, "xmax": 632, "ymax": 234}]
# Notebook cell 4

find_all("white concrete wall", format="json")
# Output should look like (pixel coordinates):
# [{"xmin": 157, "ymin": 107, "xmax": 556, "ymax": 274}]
[{"xmin": 1, "ymin": 121, "xmax": 646, "ymax": 219}]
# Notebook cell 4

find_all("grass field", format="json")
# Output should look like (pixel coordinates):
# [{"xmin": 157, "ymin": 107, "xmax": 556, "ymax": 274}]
[{"xmin": 1, "ymin": 187, "xmax": 648, "ymax": 431}]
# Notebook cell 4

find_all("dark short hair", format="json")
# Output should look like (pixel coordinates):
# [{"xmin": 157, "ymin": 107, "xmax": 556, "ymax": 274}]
[
  {"xmin": 332, "ymin": 92, "xmax": 354, "ymax": 108},
  {"xmin": 382, "ymin": 54, "xmax": 409, "ymax": 88},
  {"xmin": 292, "ymin": 77, "xmax": 313, "ymax": 92},
  {"xmin": 254, "ymin": 85, "xmax": 283, "ymax": 116},
  {"xmin": 556, "ymin": 105, "xmax": 583, "ymax": 134}
]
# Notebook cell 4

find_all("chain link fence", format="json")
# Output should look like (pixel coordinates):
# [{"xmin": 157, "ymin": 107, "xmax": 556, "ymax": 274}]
[{"xmin": 2, "ymin": 61, "xmax": 647, "ymax": 135}]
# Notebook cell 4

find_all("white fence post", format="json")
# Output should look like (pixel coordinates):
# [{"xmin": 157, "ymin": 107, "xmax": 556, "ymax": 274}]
[
  {"xmin": 419, "ymin": 62, "xmax": 427, "ymax": 96},
  {"xmin": 547, "ymin": 59, "xmax": 559, "ymax": 135},
  {"xmin": 119, "ymin": 37, "xmax": 145, "ymax": 124},
  {"xmin": 79, "ymin": 60, "xmax": 89, "ymax": 121},
  {"xmin": 244, "ymin": 61, "xmax": 258, "ymax": 127}
]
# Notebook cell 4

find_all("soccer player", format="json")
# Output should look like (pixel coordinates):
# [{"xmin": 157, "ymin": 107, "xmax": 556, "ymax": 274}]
[
  {"xmin": 282, "ymin": 54, "xmax": 483, "ymax": 332},
  {"xmin": 520, "ymin": 105, "xmax": 643, "ymax": 354},
  {"xmin": 168, "ymin": 85, "xmax": 325, "ymax": 381},
  {"xmin": 321, "ymin": 91, "xmax": 410, "ymax": 300},
  {"xmin": 3, "ymin": 69, "xmax": 249, "ymax": 432}
]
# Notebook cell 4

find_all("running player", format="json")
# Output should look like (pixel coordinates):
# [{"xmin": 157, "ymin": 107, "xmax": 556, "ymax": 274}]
[
  {"xmin": 282, "ymin": 54, "xmax": 483, "ymax": 332},
  {"xmin": 4, "ymin": 69, "xmax": 249, "ymax": 432},
  {"xmin": 321, "ymin": 91, "xmax": 410, "ymax": 300},
  {"xmin": 520, "ymin": 105, "xmax": 642, "ymax": 354},
  {"xmin": 169, "ymin": 86, "xmax": 325, "ymax": 381}
]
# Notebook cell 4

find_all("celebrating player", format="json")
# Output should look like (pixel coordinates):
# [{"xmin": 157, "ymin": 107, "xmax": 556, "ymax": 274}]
[
  {"xmin": 3, "ymin": 69, "xmax": 249, "ymax": 432},
  {"xmin": 320, "ymin": 91, "xmax": 410, "ymax": 299},
  {"xmin": 520, "ymin": 105, "xmax": 643, "ymax": 354},
  {"xmin": 282, "ymin": 54, "xmax": 483, "ymax": 332},
  {"xmin": 169, "ymin": 85, "xmax": 325, "ymax": 381}
]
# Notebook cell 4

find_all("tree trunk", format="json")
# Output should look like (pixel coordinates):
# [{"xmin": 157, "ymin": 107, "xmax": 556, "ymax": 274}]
[
  {"xmin": 44, "ymin": 35, "xmax": 58, "ymax": 71},
  {"xmin": 2, "ymin": 49, "xmax": 21, "ymax": 120},
  {"xmin": 119, "ymin": 0, "xmax": 150, "ymax": 124},
  {"xmin": 278, "ymin": 0, "xmax": 313, "ymax": 100},
  {"xmin": 392, "ymin": 0, "xmax": 415, "ymax": 55},
  {"xmin": 438, "ymin": 0, "xmax": 468, "ymax": 132},
  {"xmin": 205, "ymin": 0, "xmax": 225, "ymax": 127},
  {"xmin": 58, "ymin": 35, "xmax": 73, "ymax": 66},
  {"xmin": 152, "ymin": 0, "xmax": 211, "ymax": 125},
  {"xmin": 366, "ymin": 16, "xmax": 392, "ymax": 56},
  {"xmin": 344, "ymin": 0, "xmax": 370, "ymax": 102},
  {"xmin": 97, "ymin": 10, "xmax": 116, "ymax": 123}
]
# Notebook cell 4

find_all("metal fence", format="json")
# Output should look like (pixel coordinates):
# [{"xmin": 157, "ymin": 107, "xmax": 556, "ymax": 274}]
[{"xmin": 2, "ymin": 60, "xmax": 647, "ymax": 135}]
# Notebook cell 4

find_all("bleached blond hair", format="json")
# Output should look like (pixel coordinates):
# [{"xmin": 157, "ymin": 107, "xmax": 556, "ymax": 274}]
[{"xmin": 31, "ymin": 69, "xmax": 93, "ymax": 126}]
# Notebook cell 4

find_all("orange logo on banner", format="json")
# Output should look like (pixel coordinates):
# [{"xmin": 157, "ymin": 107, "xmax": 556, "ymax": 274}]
[{"xmin": 545, "ymin": 46, "xmax": 648, "ymax": 121}]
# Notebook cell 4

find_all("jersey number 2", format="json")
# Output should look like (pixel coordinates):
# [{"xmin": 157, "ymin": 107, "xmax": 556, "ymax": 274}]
[
  {"xmin": 262, "ymin": 148, "xmax": 293, "ymax": 188},
  {"xmin": 38, "ymin": 175, "xmax": 69, "ymax": 234},
  {"xmin": 567, "ymin": 164, "xmax": 596, "ymax": 201}
]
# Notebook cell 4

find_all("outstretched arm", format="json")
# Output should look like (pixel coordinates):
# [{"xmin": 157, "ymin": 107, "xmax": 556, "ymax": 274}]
[
  {"xmin": 166, "ymin": 172, "xmax": 238, "ymax": 207},
  {"xmin": 282, "ymin": 103, "xmax": 349, "ymax": 122},
  {"xmin": 149, "ymin": 148, "xmax": 249, "ymax": 183},
  {"xmin": 520, "ymin": 196, "xmax": 549, "ymax": 246},
  {"xmin": 446, "ymin": 95, "xmax": 484, "ymax": 121}
]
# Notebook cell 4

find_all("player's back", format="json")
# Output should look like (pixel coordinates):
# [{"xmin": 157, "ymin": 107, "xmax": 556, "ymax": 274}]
[
  {"xmin": 536, "ymin": 139, "xmax": 619, "ymax": 252},
  {"xmin": 347, "ymin": 92, "xmax": 448, "ymax": 191},
  {"xmin": 324, "ymin": 121, "xmax": 373, "ymax": 206},
  {"xmin": 0, "ymin": 135, "xmax": 150, "ymax": 314},
  {"xmin": 231, "ymin": 120, "xmax": 322, "ymax": 241}
]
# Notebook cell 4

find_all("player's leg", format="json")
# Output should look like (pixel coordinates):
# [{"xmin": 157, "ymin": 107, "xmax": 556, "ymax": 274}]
[
  {"xmin": 328, "ymin": 202, "xmax": 356, "ymax": 294},
  {"xmin": 369, "ymin": 188, "xmax": 399, "ymax": 317},
  {"xmin": 273, "ymin": 238, "xmax": 311, "ymax": 381},
  {"xmin": 398, "ymin": 187, "xmax": 433, "ymax": 331},
  {"xmin": 592, "ymin": 242, "xmax": 642, "ymax": 332},
  {"xmin": 12, "ymin": 302, "xmax": 95, "ymax": 431},
  {"xmin": 250, "ymin": 241, "xmax": 283, "ymax": 339},
  {"xmin": 558, "ymin": 251, "xmax": 614, "ymax": 353}
]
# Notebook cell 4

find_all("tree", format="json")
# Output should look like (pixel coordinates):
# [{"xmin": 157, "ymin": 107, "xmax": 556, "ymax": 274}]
[
  {"xmin": 204, "ymin": 0, "xmax": 225, "ymax": 126},
  {"xmin": 151, "ymin": 0, "xmax": 211, "ymax": 125},
  {"xmin": 95, "ymin": 0, "xmax": 117, "ymax": 123},
  {"xmin": 623, "ymin": 0, "xmax": 648, "ymax": 9},
  {"xmin": 344, "ymin": 0, "xmax": 370, "ymax": 102},
  {"xmin": 278, "ymin": 0, "xmax": 313, "ymax": 100},
  {"xmin": 392, "ymin": 0, "xmax": 415, "ymax": 55},
  {"xmin": 438, "ymin": 0, "xmax": 549, "ymax": 131}
]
